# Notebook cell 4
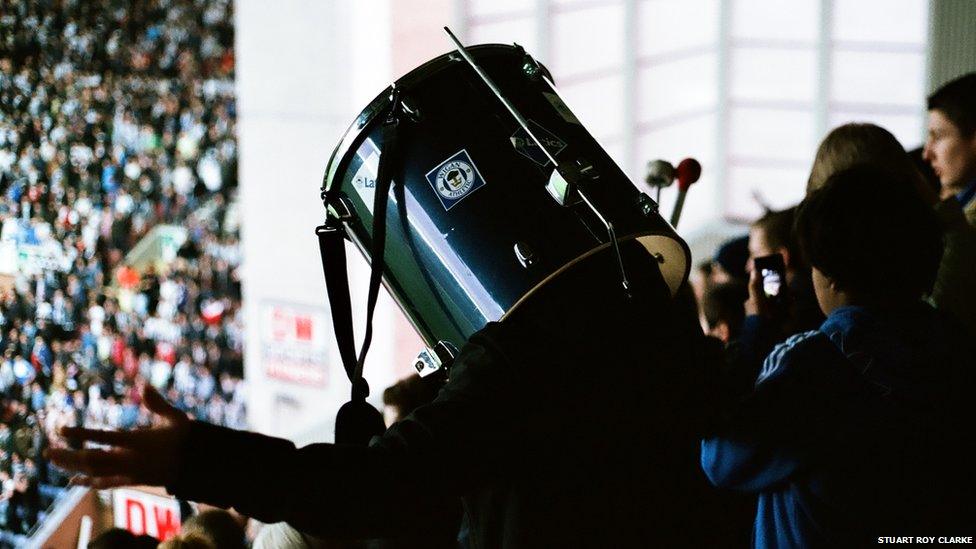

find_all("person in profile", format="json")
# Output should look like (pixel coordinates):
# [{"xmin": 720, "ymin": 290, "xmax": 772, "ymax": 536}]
[{"xmin": 922, "ymin": 72, "xmax": 976, "ymax": 221}]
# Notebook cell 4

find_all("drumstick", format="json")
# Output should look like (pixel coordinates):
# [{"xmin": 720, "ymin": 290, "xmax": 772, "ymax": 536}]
[{"xmin": 670, "ymin": 158, "xmax": 701, "ymax": 228}]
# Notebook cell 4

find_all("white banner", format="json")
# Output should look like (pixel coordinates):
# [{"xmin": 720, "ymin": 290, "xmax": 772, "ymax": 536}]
[
  {"xmin": 111, "ymin": 489, "xmax": 181, "ymax": 541},
  {"xmin": 260, "ymin": 301, "xmax": 329, "ymax": 387}
]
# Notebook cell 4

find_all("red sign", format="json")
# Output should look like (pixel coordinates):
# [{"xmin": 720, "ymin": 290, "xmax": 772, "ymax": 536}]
[
  {"xmin": 112, "ymin": 489, "xmax": 181, "ymax": 541},
  {"xmin": 261, "ymin": 302, "xmax": 329, "ymax": 387}
]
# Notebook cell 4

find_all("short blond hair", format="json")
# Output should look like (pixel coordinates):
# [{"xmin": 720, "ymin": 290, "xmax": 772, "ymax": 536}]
[
  {"xmin": 158, "ymin": 533, "xmax": 216, "ymax": 549},
  {"xmin": 806, "ymin": 123, "xmax": 919, "ymax": 194}
]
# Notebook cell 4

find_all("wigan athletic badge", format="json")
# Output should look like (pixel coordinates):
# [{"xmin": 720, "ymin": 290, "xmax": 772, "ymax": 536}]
[{"xmin": 425, "ymin": 149, "xmax": 487, "ymax": 210}]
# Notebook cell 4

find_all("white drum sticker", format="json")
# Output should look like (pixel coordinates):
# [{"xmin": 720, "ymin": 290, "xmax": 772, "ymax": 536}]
[
  {"xmin": 425, "ymin": 149, "xmax": 487, "ymax": 210},
  {"xmin": 543, "ymin": 92, "xmax": 581, "ymax": 125},
  {"xmin": 351, "ymin": 138, "xmax": 380, "ymax": 212}
]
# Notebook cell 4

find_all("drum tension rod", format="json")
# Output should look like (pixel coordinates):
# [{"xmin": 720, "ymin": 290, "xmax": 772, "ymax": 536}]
[{"xmin": 442, "ymin": 26, "xmax": 632, "ymax": 296}]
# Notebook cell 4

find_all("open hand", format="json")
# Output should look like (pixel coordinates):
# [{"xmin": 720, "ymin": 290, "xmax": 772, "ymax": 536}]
[{"xmin": 46, "ymin": 384, "xmax": 190, "ymax": 490}]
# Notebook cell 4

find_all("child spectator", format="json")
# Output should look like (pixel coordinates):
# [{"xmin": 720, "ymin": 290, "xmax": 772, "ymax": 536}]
[
  {"xmin": 747, "ymin": 208, "xmax": 824, "ymax": 336},
  {"xmin": 731, "ymin": 208, "xmax": 824, "ymax": 384},
  {"xmin": 810, "ymin": 121, "xmax": 976, "ymax": 335},
  {"xmin": 701, "ymin": 166, "xmax": 973, "ymax": 547}
]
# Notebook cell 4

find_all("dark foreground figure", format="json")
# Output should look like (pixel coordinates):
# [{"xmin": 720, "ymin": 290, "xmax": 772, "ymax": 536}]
[{"xmin": 51, "ymin": 245, "xmax": 745, "ymax": 548}]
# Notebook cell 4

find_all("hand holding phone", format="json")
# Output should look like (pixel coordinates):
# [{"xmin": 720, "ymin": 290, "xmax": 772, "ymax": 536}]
[
  {"xmin": 754, "ymin": 253, "xmax": 786, "ymax": 300},
  {"xmin": 746, "ymin": 253, "xmax": 787, "ymax": 317}
]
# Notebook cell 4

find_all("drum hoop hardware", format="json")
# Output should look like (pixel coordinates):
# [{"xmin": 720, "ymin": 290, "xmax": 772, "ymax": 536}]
[
  {"xmin": 442, "ymin": 26, "xmax": 632, "ymax": 296},
  {"xmin": 516, "ymin": 45, "xmax": 544, "ymax": 80},
  {"xmin": 413, "ymin": 341, "xmax": 459, "ymax": 379}
]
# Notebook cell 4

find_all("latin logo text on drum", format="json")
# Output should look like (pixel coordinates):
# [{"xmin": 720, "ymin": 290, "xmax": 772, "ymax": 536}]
[{"xmin": 425, "ymin": 149, "xmax": 487, "ymax": 210}]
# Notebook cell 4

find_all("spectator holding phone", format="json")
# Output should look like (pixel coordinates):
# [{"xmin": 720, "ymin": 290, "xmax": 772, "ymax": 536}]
[
  {"xmin": 729, "ymin": 209, "xmax": 824, "ymax": 386},
  {"xmin": 701, "ymin": 166, "xmax": 974, "ymax": 547},
  {"xmin": 746, "ymin": 209, "xmax": 823, "ymax": 333}
]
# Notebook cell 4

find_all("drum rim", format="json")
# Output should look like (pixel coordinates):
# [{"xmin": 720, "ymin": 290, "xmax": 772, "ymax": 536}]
[
  {"xmin": 322, "ymin": 43, "xmax": 539, "ymax": 204},
  {"xmin": 500, "ymin": 231, "xmax": 691, "ymax": 322}
]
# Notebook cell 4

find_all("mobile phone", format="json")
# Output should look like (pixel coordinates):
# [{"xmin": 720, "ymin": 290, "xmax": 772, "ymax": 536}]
[{"xmin": 753, "ymin": 253, "xmax": 786, "ymax": 300}]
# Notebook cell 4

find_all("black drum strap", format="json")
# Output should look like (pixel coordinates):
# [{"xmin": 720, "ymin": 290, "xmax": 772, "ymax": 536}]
[
  {"xmin": 316, "ymin": 226, "xmax": 358, "ymax": 386},
  {"xmin": 356, "ymin": 120, "xmax": 397, "ymax": 382},
  {"xmin": 316, "ymin": 106, "xmax": 399, "ymax": 446}
]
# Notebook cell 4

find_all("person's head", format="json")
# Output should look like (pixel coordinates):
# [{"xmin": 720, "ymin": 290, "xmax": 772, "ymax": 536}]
[
  {"xmin": 924, "ymin": 73, "xmax": 976, "ymax": 193},
  {"xmin": 179, "ymin": 509, "xmax": 245, "ymax": 549},
  {"xmin": 701, "ymin": 281, "xmax": 747, "ymax": 343},
  {"xmin": 748, "ymin": 207, "xmax": 799, "ymax": 278},
  {"xmin": 157, "ymin": 534, "xmax": 215, "ymax": 549},
  {"xmin": 712, "ymin": 235, "xmax": 750, "ymax": 284},
  {"xmin": 796, "ymin": 166, "xmax": 943, "ymax": 315},
  {"xmin": 808, "ymin": 122, "xmax": 935, "ymax": 204},
  {"xmin": 88, "ymin": 528, "xmax": 159, "ymax": 549},
  {"xmin": 382, "ymin": 374, "xmax": 440, "ymax": 427}
]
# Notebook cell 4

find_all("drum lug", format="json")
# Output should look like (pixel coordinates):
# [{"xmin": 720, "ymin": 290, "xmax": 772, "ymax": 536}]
[
  {"xmin": 513, "ymin": 43, "xmax": 544, "ymax": 81},
  {"xmin": 522, "ymin": 58, "xmax": 542, "ymax": 81},
  {"xmin": 637, "ymin": 193, "xmax": 659, "ymax": 216},
  {"xmin": 325, "ymin": 193, "xmax": 355, "ymax": 222},
  {"xmin": 400, "ymin": 95, "xmax": 422, "ymax": 122},
  {"xmin": 413, "ymin": 341, "xmax": 459, "ymax": 378},
  {"xmin": 356, "ymin": 108, "xmax": 372, "ymax": 129},
  {"xmin": 385, "ymin": 86, "xmax": 402, "ymax": 126},
  {"xmin": 514, "ymin": 241, "xmax": 537, "ymax": 268}
]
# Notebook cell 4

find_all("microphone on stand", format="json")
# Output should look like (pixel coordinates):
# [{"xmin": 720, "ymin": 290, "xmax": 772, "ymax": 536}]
[
  {"xmin": 669, "ymin": 158, "xmax": 701, "ymax": 228},
  {"xmin": 644, "ymin": 159, "xmax": 675, "ymax": 203}
]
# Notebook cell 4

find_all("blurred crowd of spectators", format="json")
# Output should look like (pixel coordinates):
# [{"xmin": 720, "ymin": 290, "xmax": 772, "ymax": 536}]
[{"xmin": 0, "ymin": 0, "xmax": 241, "ymax": 540}]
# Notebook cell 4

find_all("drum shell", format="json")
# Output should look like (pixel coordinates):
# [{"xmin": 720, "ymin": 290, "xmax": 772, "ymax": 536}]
[{"xmin": 324, "ymin": 45, "xmax": 690, "ymax": 349}]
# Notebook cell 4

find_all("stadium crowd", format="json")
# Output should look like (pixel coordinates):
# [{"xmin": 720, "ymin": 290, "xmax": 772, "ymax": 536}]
[{"xmin": 0, "ymin": 0, "xmax": 242, "ymax": 541}]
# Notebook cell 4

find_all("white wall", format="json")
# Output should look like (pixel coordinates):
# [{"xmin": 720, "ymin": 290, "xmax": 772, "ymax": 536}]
[{"xmin": 236, "ymin": 0, "xmax": 403, "ymax": 443}]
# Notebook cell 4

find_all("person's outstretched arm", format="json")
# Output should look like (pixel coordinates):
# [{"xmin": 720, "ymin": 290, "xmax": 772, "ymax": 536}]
[{"xmin": 48, "ymin": 325, "xmax": 521, "ymax": 538}]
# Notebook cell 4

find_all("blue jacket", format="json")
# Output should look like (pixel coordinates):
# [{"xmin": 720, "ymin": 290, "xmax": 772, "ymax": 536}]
[{"xmin": 702, "ymin": 303, "xmax": 974, "ymax": 548}]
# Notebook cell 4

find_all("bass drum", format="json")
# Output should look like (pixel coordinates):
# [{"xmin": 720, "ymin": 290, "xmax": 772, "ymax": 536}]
[{"xmin": 323, "ymin": 44, "xmax": 690, "ymax": 351}]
